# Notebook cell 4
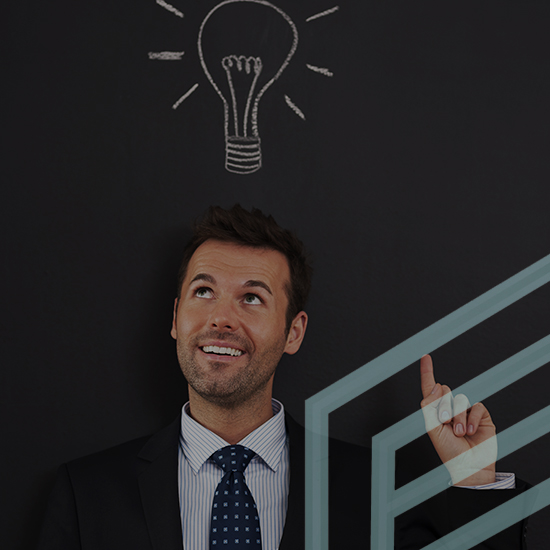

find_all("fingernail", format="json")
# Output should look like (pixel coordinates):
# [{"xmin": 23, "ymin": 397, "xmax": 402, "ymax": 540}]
[
  {"xmin": 467, "ymin": 424, "xmax": 474, "ymax": 435},
  {"xmin": 440, "ymin": 411, "xmax": 450, "ymax": 422},
  {"xmin": 431, "ymin": 383, "xmax": 440, "ymax": 395},
  {"xmin": 455, "ymin": 423, "xmax": 464, "ymax": 435}
]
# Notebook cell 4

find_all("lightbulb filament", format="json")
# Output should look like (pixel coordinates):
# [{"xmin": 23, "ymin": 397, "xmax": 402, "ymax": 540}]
[{"xmin": 222, "ymin": 55, "xmax": 263, "ymax": 138}]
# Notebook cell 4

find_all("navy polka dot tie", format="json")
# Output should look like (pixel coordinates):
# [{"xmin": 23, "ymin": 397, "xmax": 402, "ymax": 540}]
[{"xmin": 209, "ymin": 445, "xmax": 262, "ymax": 549}]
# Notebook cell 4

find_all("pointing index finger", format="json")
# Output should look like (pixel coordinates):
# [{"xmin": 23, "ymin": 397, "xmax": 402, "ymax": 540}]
[{"xmin": 420, "ymin": 354, "xmax": 437, "ymax": 398}]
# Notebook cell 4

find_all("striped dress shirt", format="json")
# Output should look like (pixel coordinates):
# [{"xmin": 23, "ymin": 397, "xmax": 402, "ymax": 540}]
[{"xmin": 178, "ymin": 399, "xmax": 290, "ymax": 550}]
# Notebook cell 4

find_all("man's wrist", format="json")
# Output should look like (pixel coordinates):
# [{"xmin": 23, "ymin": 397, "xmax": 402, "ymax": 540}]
[
  {"xmin": 453, "ymin": 470, "xmax": 496, "ymax": 487},
  {"xmin": 450, "ymin": 464, "xmax": 496, "ymax": 487}
]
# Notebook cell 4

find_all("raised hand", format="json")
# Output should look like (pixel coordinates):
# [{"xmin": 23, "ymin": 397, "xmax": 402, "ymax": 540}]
[{"xmin": 420, "ymin": 355, "xmax": 497, "ymax": 486}]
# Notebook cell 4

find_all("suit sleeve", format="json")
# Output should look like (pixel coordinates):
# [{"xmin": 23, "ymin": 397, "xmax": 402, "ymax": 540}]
[
  {"xmin": 37, "ymin": 464, "xmax": 82, "ymax": 550},
  {"xmin": 395, "ymin": 480, "xmax": 530, "ymax": 550}
]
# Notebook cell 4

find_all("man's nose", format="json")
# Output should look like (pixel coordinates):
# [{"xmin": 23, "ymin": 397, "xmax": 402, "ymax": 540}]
[{"xmin": 209, "ymin": 299, "xmax": 239, "ymax": 331}]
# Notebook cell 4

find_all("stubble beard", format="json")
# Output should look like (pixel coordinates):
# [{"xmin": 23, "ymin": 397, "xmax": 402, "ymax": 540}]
[{"xmin": 176, "ymin": 331, "xmax": 287, "ymax": 409}]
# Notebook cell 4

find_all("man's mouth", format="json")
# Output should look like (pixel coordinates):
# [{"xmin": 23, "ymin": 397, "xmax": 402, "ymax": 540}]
[{"xmin": 201, "ymin": 345, "xmax": 244, "ymax": 357}]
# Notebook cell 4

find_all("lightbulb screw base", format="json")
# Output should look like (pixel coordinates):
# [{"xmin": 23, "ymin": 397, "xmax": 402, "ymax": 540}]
[{"xmin": 225, "ymin": 136, "xmax": 262, "ymax": 174}]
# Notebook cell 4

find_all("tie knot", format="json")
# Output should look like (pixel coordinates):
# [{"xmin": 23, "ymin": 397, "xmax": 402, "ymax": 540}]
[{"xmin": 211, "ymin": 445, "xmax": 255, "ymax": 473}]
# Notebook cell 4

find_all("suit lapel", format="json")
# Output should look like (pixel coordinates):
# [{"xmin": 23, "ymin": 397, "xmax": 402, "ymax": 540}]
[
  {"xmin": 279, "ymin": 415, "xmax": 305, "ymax": 549},
  {"xmin": 138, "ymin": 415, "xmax": 184, "ymax": 550}
]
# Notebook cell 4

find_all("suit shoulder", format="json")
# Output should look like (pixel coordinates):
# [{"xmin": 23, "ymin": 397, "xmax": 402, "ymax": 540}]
[
  {"xmin": 64, "ymin": 434, "xmax": 152, "ymax": 483},
  {"xmin": 71, "ymin": 434, "xmax": 151, "ymax": 465},
  {"xmin": 65, "ymin": 415, "xmax": 181, "ymax": 481}
]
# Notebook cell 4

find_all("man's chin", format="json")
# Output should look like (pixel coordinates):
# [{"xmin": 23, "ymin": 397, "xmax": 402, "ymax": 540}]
[
  {"xmin": 188, "ymin": 375, "xmax": 243, "ymax": 399},
  {"xmin": 192, "ymin": 386, "xmax": 248, "ymax": 408},
  {"xmin": 188, "ymin": 375, "xmax": 271, "ymax": 409}
]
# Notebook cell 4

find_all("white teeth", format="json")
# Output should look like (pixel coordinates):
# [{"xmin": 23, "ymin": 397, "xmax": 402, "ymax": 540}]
[{"xmin": 202, "ymin": 345, "xmax": 243, "ymax": 357}]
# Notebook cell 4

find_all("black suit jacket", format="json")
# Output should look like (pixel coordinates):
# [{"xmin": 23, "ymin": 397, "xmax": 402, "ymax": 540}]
[{"xmin": 37, "ymin": 413, "xmax": 528, "ymax": 549}]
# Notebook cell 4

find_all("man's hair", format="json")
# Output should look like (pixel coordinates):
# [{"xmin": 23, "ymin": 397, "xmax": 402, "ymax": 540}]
[{"xmin": 177, "ymin": 205, "xmax": 312, "ymax": 331}]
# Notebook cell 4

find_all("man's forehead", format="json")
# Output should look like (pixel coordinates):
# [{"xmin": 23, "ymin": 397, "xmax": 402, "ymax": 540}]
[{"xmin": 186, "ymin": 240, "xmax": 290, "ymax": 286}]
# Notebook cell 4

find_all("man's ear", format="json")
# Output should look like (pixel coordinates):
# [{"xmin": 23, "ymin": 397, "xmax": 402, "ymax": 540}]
[
  {"xmin": 170, "ymin": 298, "xmax": 178, "ymax": 340},
  {"xmin": 284, "ymin": 311, "xmax": 308, "ymax": 355}
]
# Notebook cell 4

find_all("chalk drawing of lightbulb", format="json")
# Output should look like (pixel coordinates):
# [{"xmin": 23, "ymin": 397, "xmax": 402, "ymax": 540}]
[
  {"xmin": 198, "ymin": 0, "xmax": 298, "ymax": 174},
  {"xmin": 149, "ymin": 1, "xmax": 339, "ymax": 175}
]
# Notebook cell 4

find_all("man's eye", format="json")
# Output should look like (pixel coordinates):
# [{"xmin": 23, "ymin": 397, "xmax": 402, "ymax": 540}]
[
  {"xmin": 195, "ymin": 287, "xmax": 213, "ymax": 298},
  {"xmin": 243, "ymin": 294, "xmax": 261, "ymax": 305}
]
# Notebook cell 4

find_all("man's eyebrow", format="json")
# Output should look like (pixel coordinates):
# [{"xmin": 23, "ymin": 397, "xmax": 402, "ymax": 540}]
[
  {"xmin": 244, "ymin": 280, "xmax": 273, "ymax": 296},
  {"xmin": 190, "ymin": 273, "xmax": 216, "ymax": 285}
]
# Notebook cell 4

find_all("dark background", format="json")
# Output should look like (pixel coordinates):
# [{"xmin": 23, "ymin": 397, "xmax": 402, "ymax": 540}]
[{"xmin": 3, "ymin": 1, "xmax": 550, "ymax": 548}]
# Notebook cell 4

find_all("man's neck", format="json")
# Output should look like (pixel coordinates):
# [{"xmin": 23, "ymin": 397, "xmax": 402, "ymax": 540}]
[{"xmin": 187, "ymin": 391, "xmax": 275, "ymax": 444}]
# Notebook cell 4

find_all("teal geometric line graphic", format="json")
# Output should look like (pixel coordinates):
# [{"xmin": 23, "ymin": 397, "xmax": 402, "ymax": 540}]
[
  {"xmin": 373, "ymin": 341, "xmax": 550, "ymax": 549},
  {"xmin": 305, "ymin": 253, "xmax": 550, "ymax": 550}
]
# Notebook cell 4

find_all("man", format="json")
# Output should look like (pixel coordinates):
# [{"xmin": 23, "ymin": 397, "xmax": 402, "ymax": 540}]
[{"xmin": 38, "ymin": 205, "xmax": 527, "ymax": 549}]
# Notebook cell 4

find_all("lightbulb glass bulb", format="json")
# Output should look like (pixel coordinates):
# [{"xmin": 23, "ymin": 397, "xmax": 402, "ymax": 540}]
[{"xmin": 198, "ymin": 0, "xmax": 298, "ymax": 174}]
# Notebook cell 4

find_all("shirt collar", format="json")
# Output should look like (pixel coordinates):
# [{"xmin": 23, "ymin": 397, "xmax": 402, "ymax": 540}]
[{"xmin": 179, "ymin": 399, "xmax": 287, "ymax": 475}]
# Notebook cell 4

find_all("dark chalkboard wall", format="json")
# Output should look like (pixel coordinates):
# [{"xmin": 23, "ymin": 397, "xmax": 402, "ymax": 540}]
[{"xmin": 4, "ymin": 1, "xmax": 550, "ymax": 548}]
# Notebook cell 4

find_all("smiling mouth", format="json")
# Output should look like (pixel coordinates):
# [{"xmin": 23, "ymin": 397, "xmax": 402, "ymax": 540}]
[{"xmin": 201, "ymin": 345, "xmax": 243, "ymax": 357}]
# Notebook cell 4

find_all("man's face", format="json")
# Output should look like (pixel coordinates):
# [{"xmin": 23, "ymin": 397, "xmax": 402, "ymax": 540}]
[{"xmin": 171, "ymin": 240, "xmax": 307, "ymax": 408}]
